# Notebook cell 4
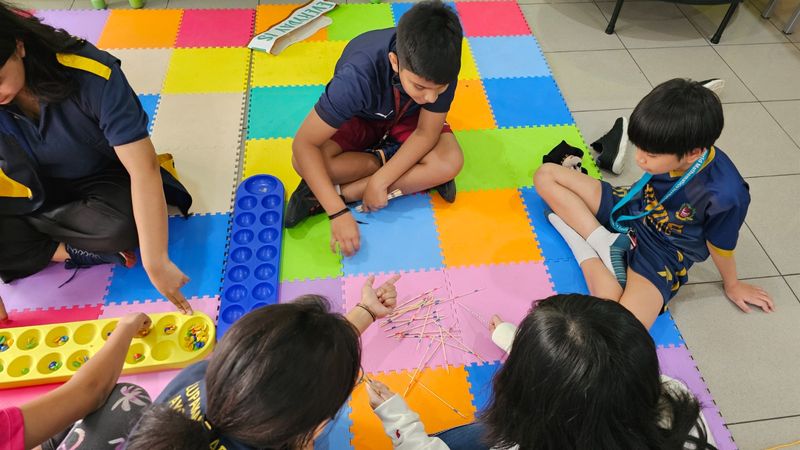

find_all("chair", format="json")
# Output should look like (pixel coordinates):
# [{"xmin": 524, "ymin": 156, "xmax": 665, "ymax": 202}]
[
  {"xmin": 604, "ymin": 0, "xmax": 742, "ymax": 44},
  {"xmin": 761, "ymin": 0, "xmax": 800, "ymax": 34}
]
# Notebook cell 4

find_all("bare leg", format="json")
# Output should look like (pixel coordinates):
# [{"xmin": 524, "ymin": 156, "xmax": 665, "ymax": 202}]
[
  {"xmin": 534, "ymin": 163, "xmax": 604, "ymax": 238},
  {"xmin": 619, "ymin": 268, "xmax": 664, "ymax": 329},
  {"xmin": 52, "ymin": 243, "xmax": 68, "ymax": 262},
  {"xmin": 293, "ymin": 140, "xmax": 382, "ymax": 186},
  {"xmin": 341, "ymin": 133, "xmax": 463, "ymax": 201},
  {"xmin": 581, "ymin": 259, "xmax": 624, "ymax": 300}
]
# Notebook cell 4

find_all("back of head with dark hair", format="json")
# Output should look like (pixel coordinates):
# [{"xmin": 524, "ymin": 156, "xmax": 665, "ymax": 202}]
[
  {"xmin": 396, "ymin": 0, "xmax": 463, "ymax": 84},
  {"xmin": 628, "ymin": 78, "xmax": 724, "ymax": 159},
  {"xmin": 125, "ymin": 296, "xmax": 362, "ymax": 450},
  {"xmin": 482, "ymin": 294, "xmax": 713, "ymax": 450},
  {"xmin": 0, "ymin": 0, "xmax": 83, "ymax": 102}
]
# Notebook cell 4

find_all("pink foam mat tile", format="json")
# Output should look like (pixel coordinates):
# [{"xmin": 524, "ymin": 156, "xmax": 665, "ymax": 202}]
[
  {"xmin": 175, "ymin": 8, "xmax": 256, "ymax": 48},
  {"xmin": 99, "ymin": 296, "xmax": 221, "ymax": 323},
  {"xmin": 279, "ymin": 278, "xmax": 345, "ymax": 314},
  {"xmin": 1, "ymin": 304, "xmax": 104, "ymax": 329},
  {"xmin": 455, "ymin": 1, "xmax": 531, "ymax": 37},
  {"xmin": 443, "ymin": 262, "xmax": 556, "ymax": 364},
  {"xmin": 0, "ymin": 263, "xmax": 113, "ymax": 312},
  {"xmin": 0, "ymin": 383, "xmax": 58, "ymax": 408},
  {"xmin": 343, "ymin": 270, "xmax": 453, "ymax": 374}
]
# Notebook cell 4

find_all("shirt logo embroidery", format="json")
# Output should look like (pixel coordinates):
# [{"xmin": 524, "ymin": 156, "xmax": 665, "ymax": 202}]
[{"xmin": 675, "ymin": 203, "xmax": 696, "ymax": 222}]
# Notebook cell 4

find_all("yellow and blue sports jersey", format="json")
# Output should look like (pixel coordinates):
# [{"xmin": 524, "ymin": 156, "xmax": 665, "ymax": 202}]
[
  {"xmin": 140, "ymin": 361, "xmax": 247, "ymax": 450},
  {"xmin": 596, "ymin": 147, "xmax": 749, "ymax": 303},
  {"xmin": 618, "ymin": 146, "xmax": 750, "ymax": 263}
]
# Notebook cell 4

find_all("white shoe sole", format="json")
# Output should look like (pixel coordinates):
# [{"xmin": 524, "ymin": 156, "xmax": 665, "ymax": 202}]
[
  {"xmin": 703, "ymin": 79, "xmax": 725, "ymax": 95},
  {"xmin": 611, "ymin": 116, "xmax": 628, "ymax": 175}
]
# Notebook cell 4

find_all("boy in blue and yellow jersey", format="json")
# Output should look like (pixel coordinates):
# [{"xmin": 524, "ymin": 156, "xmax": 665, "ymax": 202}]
[{"xmin": 535, "ymin": 78, "xmax": 773, "ymax": 328}]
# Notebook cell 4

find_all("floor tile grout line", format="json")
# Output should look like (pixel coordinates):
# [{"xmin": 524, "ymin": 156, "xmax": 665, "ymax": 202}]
[
  {"xmin": 684, "ymin": 273, "xmax": 785, "ymax": 287},
  {"xmin": 761, "ymin": 101, "xmax": 800, "ymax": 149},
  {"xmin": 783, "ymin": 275, "xmax": 800, "ymax": 304},
  {"xmin": 727, "ymin": 412, "xmax": 800, "ymax": 426},
  {"xmin": 744, "ymin": 173, "xmax": 800, "ymax": 180}
]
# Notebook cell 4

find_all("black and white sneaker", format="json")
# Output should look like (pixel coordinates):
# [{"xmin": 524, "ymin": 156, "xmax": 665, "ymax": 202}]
[
  {"xmin": 284, "ymin": 179, "xmax": 325, "ymax": 228},
  {"xmin": 434, "ymin": 179, "xmax": 457, "ymax": 203},
  {"xmin": 699, "ymin": 78, "xmax": 725, "ymax": 95},
  {"xmin": 591, "ymin": 117, "xmax": 628, "ymax": 175},
  {"xmin": 542, "ymin": 140, "xmax": 588, "ymax": 174}
]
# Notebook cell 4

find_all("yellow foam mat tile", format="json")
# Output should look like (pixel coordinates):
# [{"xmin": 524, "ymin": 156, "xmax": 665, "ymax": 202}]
[
  {"xmin": 112, "ymin": 49, "xmax": 173, "ymax": 96},
  {"xmin": 243, "ymin": 138, "xmax": 300, "ymax": 193},
  {"xmin": 448, "ymin": 79, "xmax": 496, "ymax": 131},
  {"xmin": 163, "ymin": 48, "xmax": 250, "ymax": 94},
  {"xmin": 460, "ymin": 38, "xmax": 479, "ymax": 80},
  {"xmin": 349, "ymin": 366, "xmax": 476, "ymax": 450},
  {"xmin": 432, "ymin": 189, "xmax": 543, "ymax": 267},
  {"xmin": 251, "ymin": 41, "xmax": 347, "ymax": 88}
]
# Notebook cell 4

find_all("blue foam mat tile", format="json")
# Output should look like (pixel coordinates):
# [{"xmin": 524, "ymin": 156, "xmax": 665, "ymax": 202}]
[
  {"xmin": 466, "ymin": 361, "xmax": 502, "ymax": 413},
  {"xmin": 218, "ymin": 175, "xmax": 285, "ymax": 339},
  {"xmin": 391, "ymin": 2, "xmax": 456, "ymax": 25},
  {"xmin": 650, "ymin": 310, "xmax": 685, "ymax": 348},
  {"xmin": 546, "ymin": 258, "xmax": 589, "ymax": 295},
  {"xmin": 519, "ymin": 186, "xmax": 574, "ymax": 262},
  {"xmin": 105, "ymin": 213, "xmax": 229, "ymax": 304},
  {"xmin": 342, "ymin": 194, "xmax": 445, "ymax": 276},
  {"xmin": 468, "ymin": 36, "xmax": 550, "ymax": 79},
  {"xmin": 138, "ymin": 93, "xmax": 160, "ymax": 134},
  {"xmin": 483, "ymin": 77, "xmax": 573, "ymax": 128},
  {"xmin": 314, "ymin": 403, "xmax": 354, "ymax": 450}
]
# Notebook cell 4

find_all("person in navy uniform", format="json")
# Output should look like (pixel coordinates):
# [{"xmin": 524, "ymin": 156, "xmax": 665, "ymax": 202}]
[{"xmin": 0, "ymin": 2, "xmax": 193, "ymax": 318}]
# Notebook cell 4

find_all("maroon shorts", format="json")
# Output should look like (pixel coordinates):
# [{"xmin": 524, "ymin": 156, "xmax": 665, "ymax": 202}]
[{"xmin": 330, "ymin": 110, "xmax": 453, "ymax": 151}]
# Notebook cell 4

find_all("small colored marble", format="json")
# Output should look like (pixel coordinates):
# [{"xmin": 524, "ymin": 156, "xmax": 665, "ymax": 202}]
[
  {"xmin": 21, "ymin": 368, "xmax": 29, "ymax": 375},
  {"xmin": 133, "ymin": 353, "xmax": 144, "ymax": 362},
  {"xmin": 48, "ymin": 361, "xmax": 62, "ymax": 371},
  {"xmin": 54, "ymin": 335, "xmax": 69, "ymax": 346},
  {"xmin": 24, "ymin": 338, "xmax": 36, "ymax": 350},
  {"xmin": 163, "ymin": 324, "xmax": 177, "ymax": 335}
]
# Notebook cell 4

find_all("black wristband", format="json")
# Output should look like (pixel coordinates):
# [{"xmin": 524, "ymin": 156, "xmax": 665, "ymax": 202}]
[
  {"xmin": 356, "ymin": 303, "xmax": 377, "ymax": 322},
  {"xmin": 328, "ymin": 207, "xmax": 350, "ymax": 221}
]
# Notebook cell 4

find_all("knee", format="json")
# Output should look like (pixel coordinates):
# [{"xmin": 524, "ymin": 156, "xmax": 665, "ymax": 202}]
[
  {"xmin": 102, "ymin": 216, "xmax": 138, "ymax": 251},
  {"xmin": 436, "ymin": 140, "xmax": 464, "ymax": 180},
  {"xmin": 533, "ymin": 163, "xmax": 558, "ymax": 188},
  {"xmin": 291, "ymin": 155, "xmax": 303, "ymax": 177}
]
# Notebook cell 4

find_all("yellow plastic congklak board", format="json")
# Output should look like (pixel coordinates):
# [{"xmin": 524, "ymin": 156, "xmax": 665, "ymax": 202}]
[{"xmin": 0, "ymin": 312, "xmax": 215, "ymax": 389}]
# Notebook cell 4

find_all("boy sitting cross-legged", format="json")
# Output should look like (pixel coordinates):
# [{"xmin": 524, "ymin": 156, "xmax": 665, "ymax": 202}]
[{"xmin": 285, "ymin": 0, "xmax": 464, "ymax": 257}]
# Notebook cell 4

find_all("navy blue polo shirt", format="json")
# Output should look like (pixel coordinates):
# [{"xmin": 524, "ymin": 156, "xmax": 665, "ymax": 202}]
[
  {"xmin": 314, "ymin": 28, "xmax": 458, "ymax": 129},
  {"xmin": 0, "ymin": 42, "xmax": 149, "ymax": 179}
]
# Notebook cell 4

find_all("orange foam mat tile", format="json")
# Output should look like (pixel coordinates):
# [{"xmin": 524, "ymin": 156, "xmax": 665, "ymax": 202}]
[
  {"xmin": 432, "ymin": 189, "xmax": 543, "ymax": 267},
  {"xmin": 448, "ymin": 79, "xmax": 496, "ymax": 131},
  {"xmin": 97, "ymin": 9, "xmax": 183, "ymax": 49},
  {"xmin": 349, "ymin": 365, "xmax": 476, "ymax": 450}
]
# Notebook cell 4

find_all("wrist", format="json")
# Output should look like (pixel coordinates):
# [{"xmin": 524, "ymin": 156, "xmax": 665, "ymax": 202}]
[
  {"xmin": 142, "ymin": 253, "xmax": 169, "ymax": 272},
  {"xmin": 356, "ymin": 303, "xmax": 377, "ymax": 322}
]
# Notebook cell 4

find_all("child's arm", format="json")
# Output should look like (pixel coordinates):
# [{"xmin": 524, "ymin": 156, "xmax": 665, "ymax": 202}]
[
  {"xmin": 294, "ymin": 111, "xmax": 361, "ymax": 257},
  {"xmin": 368, "ymin": 380, "xmax": 451, "ymax": 450},
  {"xmin": 20, "ymin": 313, "xmax": 151, "ymax": 449},
  {"xmin": 707, "ymin": 242, "xmax": 774, "ymax": 313},
  {"xmin": 346, "ymin": 274, "xmax": 401, "ymax": 334},
  {"xmin": 115, "ymin": 139, "xmax": 192, "ymax": 315},
  {"xmin": 362, "ymin": 109, "xmax": 446, "ymax": 211}
]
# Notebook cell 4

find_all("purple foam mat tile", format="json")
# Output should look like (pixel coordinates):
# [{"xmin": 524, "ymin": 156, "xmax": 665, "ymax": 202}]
[
  {"xmin": 657, "ymin": 345, "xmax": 736, "ymax": 450},
  {"xmin": 35, "ymin": 9, "xmax": 110, "ymax": 45},
  {"xmin": 279, "ymin": 277, "xmax": 345, "ymax": 314},
  {"xmin": 0, "ymin": 263, "xmax": 113, "ymax": 312}
]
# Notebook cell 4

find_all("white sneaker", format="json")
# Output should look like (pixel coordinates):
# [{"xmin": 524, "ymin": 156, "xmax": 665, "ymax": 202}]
[{"xmin": 700, "ymin": 78, "xmax": 725, "ymax": 95}]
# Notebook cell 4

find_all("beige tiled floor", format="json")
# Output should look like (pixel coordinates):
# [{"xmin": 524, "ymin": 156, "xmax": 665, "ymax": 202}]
[
  {"xmin": 23, "ymin": 0, "xmax": 800, "ymax": 447},
  {"xmin": 526, "ymin": 0, "xmax": 800, "ymax": 447}
]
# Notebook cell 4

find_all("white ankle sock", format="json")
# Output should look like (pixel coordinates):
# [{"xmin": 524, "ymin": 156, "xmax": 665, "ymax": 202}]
[
  {"xmin": 547, "ymin": 213, "xmax": 598, "ymax": 264},
  {"xmin": 586, "ymin": 226, "xmax": 621, "ymax": 273},
  {"xmin": 334, "ymin": 184, "xmax": 342, "ymax": 195}
]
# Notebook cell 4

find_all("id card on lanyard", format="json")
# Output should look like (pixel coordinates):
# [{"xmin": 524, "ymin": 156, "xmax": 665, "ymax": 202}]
[{"xmin": 609, "ymin": 149, "xmax": 709, "ymax": 234}]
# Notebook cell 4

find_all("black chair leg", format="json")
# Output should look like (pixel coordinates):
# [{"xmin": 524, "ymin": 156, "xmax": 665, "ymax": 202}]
[
  {"xmin": 711, "ymin": 0, "xmax": 740, "ymax": 44},
  {"xmin": 605, "ymin": 0, "xmax": 625, "ymax": 34}
]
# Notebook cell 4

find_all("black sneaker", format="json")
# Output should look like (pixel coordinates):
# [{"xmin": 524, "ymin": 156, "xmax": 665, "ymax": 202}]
[
  {"xmin": 284, "ymin": 179, "xmax": 325, "ymax": 228},
  {"xmin": 64, "ymin": 244, "xmax": 136, "ymax": 270},
  {"xmin": 435, "ymin": 179, "xmax": 457, "ymax": 203},
  {"xmin": 591, "ymin": 117, "xmax": 628, "ymax": 175},
  {"xmin": 699, "ymin": 78, "xmax": 725, "ymax": 95},
  {"xmin": 543, "ymin": 140, "xmax": 587, "ymax": 174}
]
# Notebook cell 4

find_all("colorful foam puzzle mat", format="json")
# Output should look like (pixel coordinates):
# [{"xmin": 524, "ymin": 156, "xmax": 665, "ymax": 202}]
[
  {"xmin": 218, "ymin": 175, "xmax": 285, "ymax": 338},
  {"xmin": 0, "ymin": 312, "xmax": 215, "ymax": 389},
  {"xmin": 0, "ymin": 3, "xmax": 737, "ymax": 449}
]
